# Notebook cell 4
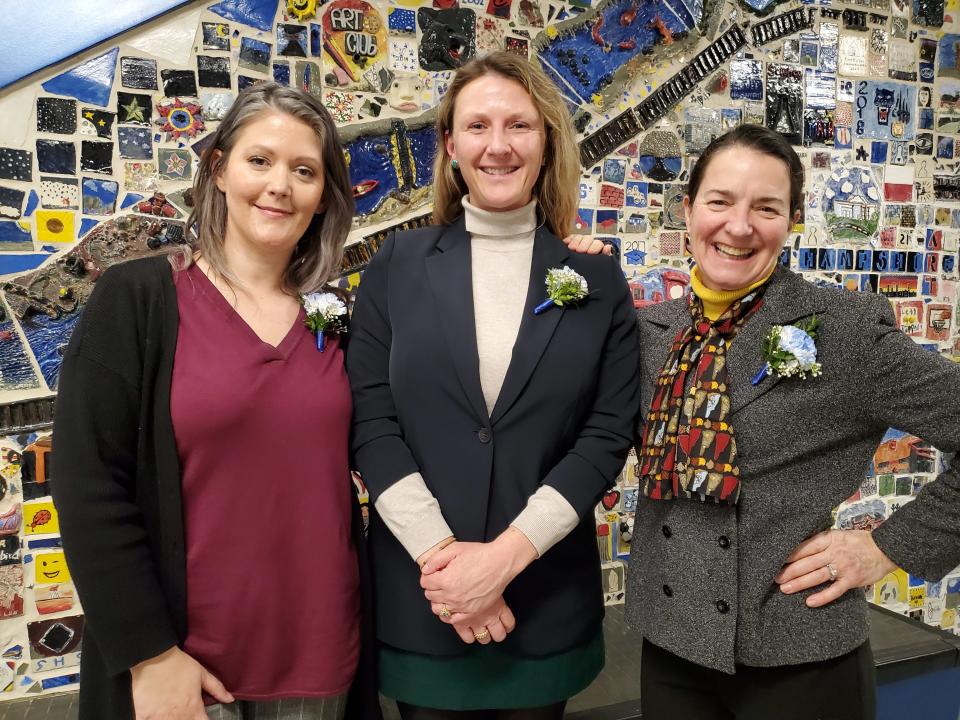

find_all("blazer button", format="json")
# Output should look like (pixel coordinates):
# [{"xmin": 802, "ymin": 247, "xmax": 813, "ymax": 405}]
[
  {"xmin": 662, "ymin": 584, "xmax": 673, "ymax": 597},
  {"xmin": 718, "ymin": 535, "xmax": 730, "ymax": 549},
  {"xmin": 661, "ymin": 525, "xmax": 672, "ymax": 538},
  {"xmin": 716, "ymin": 600, "xmax": 729, "ymax": 614},
  {"xmin": 478, "ymin": 428, "xmax": 491, "ymax": 443}
]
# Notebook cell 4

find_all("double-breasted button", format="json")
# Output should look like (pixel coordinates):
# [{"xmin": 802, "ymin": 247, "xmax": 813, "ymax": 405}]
[
  {"xmin": 716, "ymin": 600, "xmax": 729, "ymax": 614},
  {"xmin": 661, "ymin": 525, "xmax": 672, "ymax": 538},
  {"xmin": 662, "ymin": 584, "xmax": 673, "ymax": 597},
  {"xmin": 718, "ymin": 535, "xmax": 730, "ymax": 549},
  {"xmin": 478, "ymin": 428, "xmax": 491, "ymax": 443}
]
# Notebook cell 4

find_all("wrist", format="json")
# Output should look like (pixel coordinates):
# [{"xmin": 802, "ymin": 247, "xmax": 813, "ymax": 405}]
[
  {"xmin": 131, "ymin": 645, "xmax": 180, "ymax": 676},
  {"xmin": 493, "ymin": 527, "xmax": 538, "ymax": 582},
  {"xmin": 417, "ymin": 535, "xmax": 455, "ymax": 569},
  {"xmin": 867, "ymin": 530, "xmax": 897, "ymax": 575}
]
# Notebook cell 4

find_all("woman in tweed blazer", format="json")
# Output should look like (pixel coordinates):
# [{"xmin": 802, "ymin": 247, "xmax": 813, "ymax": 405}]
[{"xmin": 626, "ymin": 125, "xmax": 960, "ymax": 719}]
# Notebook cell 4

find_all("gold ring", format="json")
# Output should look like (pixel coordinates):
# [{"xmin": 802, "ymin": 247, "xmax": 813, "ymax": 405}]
[
  {"xmin": 474, "ymin": 630, "xmax": 489, "ymax": 641},
  {"xmin": 827, "ymin": 563, "xmax": 839, "ymax": 581},
  {"xmin": 439, "ymin": 605, "xmax": 451, "ymax": 619}
]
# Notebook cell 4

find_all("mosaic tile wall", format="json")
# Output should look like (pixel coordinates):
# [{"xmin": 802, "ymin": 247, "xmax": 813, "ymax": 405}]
[{"xmin": 0, "ymin": 0, "xmax": 957, "ymax": 699}]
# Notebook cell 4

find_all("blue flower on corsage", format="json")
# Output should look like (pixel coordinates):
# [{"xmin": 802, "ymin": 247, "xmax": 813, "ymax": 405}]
[
  {"xmin": 752, "ymin": 316, "xmax": 822, "ymax": 385},
  {"xmin": 302, "ymin": 292, "xmax": 347, "ymax": 352},
  {"xmin": 533, "ymin": 266, "xmax": 589, "ymax": 315}
]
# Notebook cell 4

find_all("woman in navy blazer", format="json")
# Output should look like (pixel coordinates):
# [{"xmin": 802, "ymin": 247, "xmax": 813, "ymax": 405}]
[{"xmin": 347, "ymin": 52, "xmax": 640, "ymax": 718}]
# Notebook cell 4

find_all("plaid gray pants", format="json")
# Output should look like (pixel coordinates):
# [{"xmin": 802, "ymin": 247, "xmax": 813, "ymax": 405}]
[{"xmin": 205, "ymin": 695, "xmax": 347, "ymax": 720}]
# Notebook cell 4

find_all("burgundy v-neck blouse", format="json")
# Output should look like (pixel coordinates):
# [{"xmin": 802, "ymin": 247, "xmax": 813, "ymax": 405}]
[{"xmin": 171, "ymin": 264, "xmax": 359, "ymax": 701}]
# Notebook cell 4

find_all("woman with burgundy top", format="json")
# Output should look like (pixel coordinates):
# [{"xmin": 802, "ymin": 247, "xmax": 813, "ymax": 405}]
[{"xmin": 51, "ymin": 83, "xmax": 378, "ymax": 720}]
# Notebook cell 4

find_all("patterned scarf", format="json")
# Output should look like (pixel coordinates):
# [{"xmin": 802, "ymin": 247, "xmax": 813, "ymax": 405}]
[{"xmin": 638, "ymin": 288, "xmax": 767, "ymax": 505}]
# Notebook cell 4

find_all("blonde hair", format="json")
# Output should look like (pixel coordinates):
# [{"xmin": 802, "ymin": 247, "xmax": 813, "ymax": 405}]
[
  {"xmin": 180, "ymin": 82, "xmax": 354, "ymax": 295},
  {"xmin": 432, "ymin": 52, "xmax": 580, "ymax": 238}
]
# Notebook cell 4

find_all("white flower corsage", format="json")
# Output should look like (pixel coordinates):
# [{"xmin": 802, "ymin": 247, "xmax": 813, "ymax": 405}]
[
  {"xmin": 302, "ymin": 292, "xmax": 348, "ymax": 352},
  {"xmin": 534, "ymin": 266, "xmax": 589, "ymax": 315},
  {"xmin": 753, "ymin": 316, "xmax": 822, "ymax": 385}
]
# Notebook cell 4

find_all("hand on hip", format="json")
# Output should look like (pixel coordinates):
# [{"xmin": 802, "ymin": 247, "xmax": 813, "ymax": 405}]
[{"xmin": 775, "ymin": 529, "xmax": 897, "ymax": 608}]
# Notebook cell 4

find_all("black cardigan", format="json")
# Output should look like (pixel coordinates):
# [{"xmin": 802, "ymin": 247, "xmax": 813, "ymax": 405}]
[{"xmin": 51, "ymin": 256, "xmax": 379, "ymax": 719}]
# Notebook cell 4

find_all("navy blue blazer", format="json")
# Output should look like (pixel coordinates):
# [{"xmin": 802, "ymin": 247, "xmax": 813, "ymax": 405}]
[{"xmin": 347, "ymin": 216, "xmax": 641, "ymax": 656}]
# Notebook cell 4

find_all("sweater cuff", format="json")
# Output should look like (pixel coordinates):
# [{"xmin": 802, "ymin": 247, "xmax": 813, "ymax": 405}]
[
  {"xmin": 510, "ymin": 486, "xmax": 580, "ymax": 557},
  {"xmin": 375, "ymin": 473, "xmax": 454, "ymax": 561}
]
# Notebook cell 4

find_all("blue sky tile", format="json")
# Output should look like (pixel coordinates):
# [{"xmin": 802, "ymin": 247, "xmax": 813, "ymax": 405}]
[
  {"xmin": 208, "ymin": 0, "xmax": 279, "ymax": 32},
  {"xmin": 41, "ymin": 47, "xmax": 119, "ymax": 107}
]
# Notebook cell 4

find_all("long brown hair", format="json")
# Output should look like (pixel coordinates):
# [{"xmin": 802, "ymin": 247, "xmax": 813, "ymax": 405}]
[
  {"xmin": 182, "ymin": 82, "xmax": 354, "ymax": 294},
  {"xmin": 432, "ymin": 52, "xmax": 580, "ymax": 238}
]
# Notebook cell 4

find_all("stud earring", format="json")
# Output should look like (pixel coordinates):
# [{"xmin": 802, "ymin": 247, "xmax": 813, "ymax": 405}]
[{"xmin": 451, "ymin": 158, "xmax": 459, "ymax": 171}]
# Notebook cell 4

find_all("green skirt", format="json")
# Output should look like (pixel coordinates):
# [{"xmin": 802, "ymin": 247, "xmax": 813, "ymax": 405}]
[{"xmin": 379, "ymin": 630, "xmax": 605, "ymax": 710}]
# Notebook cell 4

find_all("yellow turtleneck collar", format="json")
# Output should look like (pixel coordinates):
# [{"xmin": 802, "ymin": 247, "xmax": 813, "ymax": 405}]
[{"xmin": 691, "ymin": 264, "xmax": 778, "ymax": 321}]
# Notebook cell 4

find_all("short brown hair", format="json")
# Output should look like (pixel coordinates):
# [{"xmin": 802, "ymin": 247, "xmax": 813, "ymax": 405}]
[
  {"xmin": 432, "ymin": 52, "xmax": 580, "ymax": 238},
  {"xmin": 183, "ymin": 82, "xmax": 354, "ymax": 294}
]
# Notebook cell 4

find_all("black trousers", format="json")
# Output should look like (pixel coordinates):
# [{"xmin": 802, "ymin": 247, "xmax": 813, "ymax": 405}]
[
  {"xmin": 396, "ymin": 701, "xmax": 566, "ymax": 720},
  {"xmin": 641, "ymin": 638, "xmax": 876, "ymax": 720}
]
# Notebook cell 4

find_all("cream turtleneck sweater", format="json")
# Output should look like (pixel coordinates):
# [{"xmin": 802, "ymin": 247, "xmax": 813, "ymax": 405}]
[
  {"xmin": 468, "ymin": 196, "xmax": 537, "ymax": 413},
  {"xmin": 374, "ymin": 197, "xmax": 579, "ymax": 560}
]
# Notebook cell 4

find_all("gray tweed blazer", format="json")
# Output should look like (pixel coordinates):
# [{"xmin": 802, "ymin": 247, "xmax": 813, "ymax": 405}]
[{"xmin": 625, "ymin": 266, "xmax": 960, "ymax": 673}]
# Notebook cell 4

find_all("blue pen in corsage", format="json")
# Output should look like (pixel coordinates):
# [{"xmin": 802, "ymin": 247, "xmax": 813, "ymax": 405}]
[
  {"xmin": 302, "ymin": 292, "xmax": 347, "ymax": 352},
  {"xmin": 752, "ymin": 316, "xmax": 822, "ymax": 385},
  {"xmin": 533, "ymin": 266, "xmax": 589, "ymax": 315}
]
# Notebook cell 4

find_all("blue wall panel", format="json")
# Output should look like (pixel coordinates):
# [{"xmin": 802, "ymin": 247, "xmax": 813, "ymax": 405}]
[{"xmin": 0, "ymin": 1, "xmax": 192, "ymax": 89}]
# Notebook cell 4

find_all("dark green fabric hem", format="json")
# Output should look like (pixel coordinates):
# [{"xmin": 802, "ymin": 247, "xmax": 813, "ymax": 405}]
[{"xmin": 379, "ymin": 630, "xmax": 605, "ymax": 710}]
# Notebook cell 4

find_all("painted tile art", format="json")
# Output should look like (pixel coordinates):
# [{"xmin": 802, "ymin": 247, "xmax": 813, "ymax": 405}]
[{"xmin": 0, "ymin": 0, "xmax": 957, "ymax": 702}]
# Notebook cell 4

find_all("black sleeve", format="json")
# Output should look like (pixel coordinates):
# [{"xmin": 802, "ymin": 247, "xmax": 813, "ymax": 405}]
[
  {"xmin": 863, "ymin": 297, "xmax": 960, "ymax": 581},
  {"xmin": 541, "ymin": 259, "xmax": 642, "ymax": 516},
  {"xmin": 51, "ymin": 266, "xmax": 178, "ymax": 675},
  {"xmin": 347, "ymin": 233, "xmax": 422, "ymax": 500}
]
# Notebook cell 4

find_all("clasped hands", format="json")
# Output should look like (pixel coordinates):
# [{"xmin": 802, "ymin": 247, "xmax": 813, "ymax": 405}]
[
  {"xmin": 775, "ymin": 529, "xmax": 896, "ymax": 607},
  {"xmin": 414, "ymin": 526, "xmax": 897, "ymax": 646},
  {"xmin": 417, "ymin": 528, "xmax": 537, "ymax": 645}
]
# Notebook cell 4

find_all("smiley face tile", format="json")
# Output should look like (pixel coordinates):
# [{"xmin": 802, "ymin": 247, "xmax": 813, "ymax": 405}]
[{"xmin": 34, "ymin": 550, "xmax": 70, "ymax": 586}]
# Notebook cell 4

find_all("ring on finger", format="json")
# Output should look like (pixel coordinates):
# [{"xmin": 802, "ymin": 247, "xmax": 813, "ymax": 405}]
[
  {"xmin": 826, "ymin": 563, "xmax": 839, "ymax": 581},
  {"xmin": 474, "ymin": 629, "xmax": 489, "ymax": 641},
  {"xmin": 439, "ymin": 605, "xmax": 451, "ymax": 619}
]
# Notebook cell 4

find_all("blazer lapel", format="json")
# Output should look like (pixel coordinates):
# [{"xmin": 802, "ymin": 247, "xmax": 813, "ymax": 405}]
[
  {"xmin": 640, "ymin": 299, "xmax": 687, "ymax": 388},
  {"xmin": 727, "ymin": 267, "xmax": 827, "ymax": 413},
  {"xmin": 424, "ymin": 216, "xmax": 490, "ymax": 425},
  {"xmin": 489, "ymin": 227, "xmax": 569, "ymax": 426}
]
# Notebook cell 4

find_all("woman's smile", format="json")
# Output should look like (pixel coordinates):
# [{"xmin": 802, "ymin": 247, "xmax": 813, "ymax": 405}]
[
  {"xmin": 255, "ymin": 204, "xmax": 293, "ymax": 218},
  {"xmin": 712, "ymin": 242, "xmax": 755, "ymax": 259}
]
